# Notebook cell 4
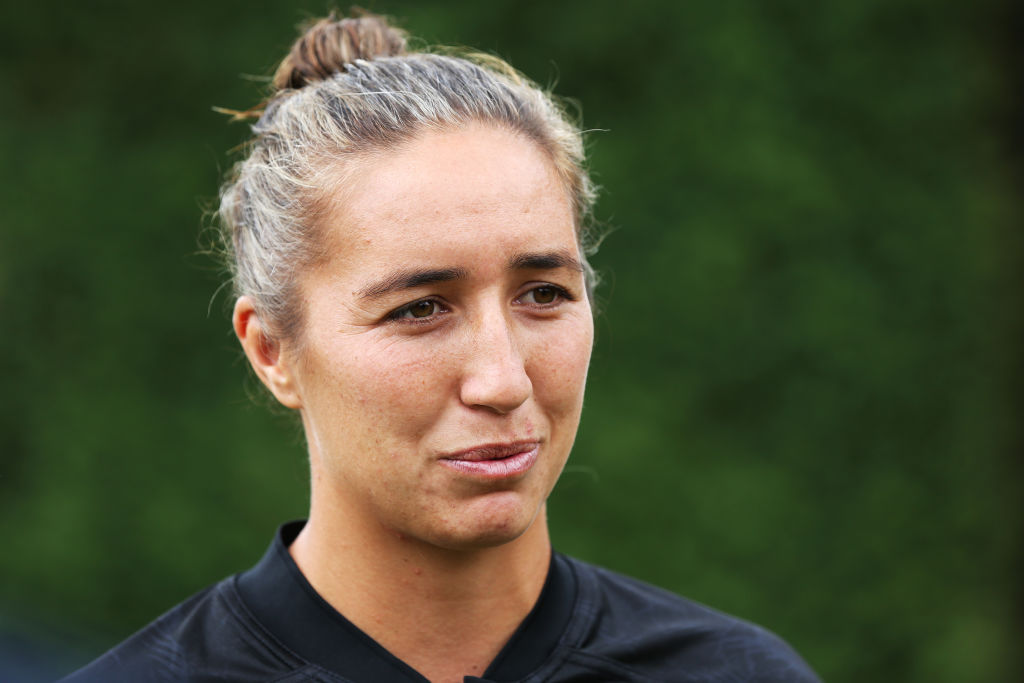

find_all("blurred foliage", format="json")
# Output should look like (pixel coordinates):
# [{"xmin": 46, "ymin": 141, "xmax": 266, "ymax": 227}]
[{"xmin": 1, "ymin": 0, "xmax": 1020, "ymax": 681}]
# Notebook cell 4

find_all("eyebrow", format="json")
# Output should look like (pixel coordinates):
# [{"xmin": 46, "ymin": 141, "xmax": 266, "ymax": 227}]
[
  {"xmin": 356, "ymin": 250, "xmax": 583, "ymax": 300},
  {"xmin": 357, "ymin": 267, "xmax": 468, "ymax": 300},
  {"xmin": 509, "ymin": 250, "xmax": 585, "ymax": 273}
]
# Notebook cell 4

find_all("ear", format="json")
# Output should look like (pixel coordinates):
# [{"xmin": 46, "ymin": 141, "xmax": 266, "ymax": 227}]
[{"xmin": 233, "ymin": 296, "xmax": 303, "ymax": 409}]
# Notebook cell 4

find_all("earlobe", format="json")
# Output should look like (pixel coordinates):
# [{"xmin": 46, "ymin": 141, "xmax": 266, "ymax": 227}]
[{"xmin": 232, "ymin": 296, "xmax": 303, "ymax": 409}]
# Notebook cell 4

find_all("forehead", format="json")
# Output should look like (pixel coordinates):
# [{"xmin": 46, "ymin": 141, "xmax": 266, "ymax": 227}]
[{"xmin": 317, "ymin": 124, "xmax": 578, "ymax": 274}]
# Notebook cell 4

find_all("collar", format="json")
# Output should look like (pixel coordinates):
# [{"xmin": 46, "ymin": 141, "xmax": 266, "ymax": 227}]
[{"xmin": 235, "ymin": 521, "xmax": 577, "ymax": 682}]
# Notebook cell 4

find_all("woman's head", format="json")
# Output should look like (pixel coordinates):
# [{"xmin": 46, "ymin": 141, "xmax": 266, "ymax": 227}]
[
  {"xmin": 225, "ymin": 12, "xmax": 598, "ymax": 550},
  {"xmin": 219, "ymin": 12, "xmax": 598, "ymax": 344}
]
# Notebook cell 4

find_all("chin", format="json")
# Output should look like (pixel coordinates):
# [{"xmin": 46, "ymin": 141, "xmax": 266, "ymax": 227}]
[{"xmin": 423, "ymin": 493, "xmax": 543, "ymax": 551}]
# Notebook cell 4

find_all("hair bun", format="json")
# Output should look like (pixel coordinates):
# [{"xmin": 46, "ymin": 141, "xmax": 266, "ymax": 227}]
[{"xmin": 272, "ymin": 13, "xmax": 407, "ymax": 91}]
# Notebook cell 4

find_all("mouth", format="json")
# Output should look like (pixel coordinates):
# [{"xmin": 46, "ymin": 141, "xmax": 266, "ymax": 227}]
[{"xmin": 438, "ymin": 441, "xmax": 540, "ymax": 479}]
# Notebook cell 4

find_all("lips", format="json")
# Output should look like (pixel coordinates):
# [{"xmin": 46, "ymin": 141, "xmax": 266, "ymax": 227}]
[{"xmin": 438, "ymin": 441, "xmax": 540, "ymax": 478}]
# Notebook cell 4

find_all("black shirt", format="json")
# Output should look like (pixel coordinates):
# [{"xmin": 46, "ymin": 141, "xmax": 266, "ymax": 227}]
[{"xmin": 62, "ymin": 522, "xmax": 820, "ymax": 682}]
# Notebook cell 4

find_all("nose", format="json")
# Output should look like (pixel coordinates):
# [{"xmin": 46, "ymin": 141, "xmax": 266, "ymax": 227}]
[{"xmin": 459, "ymin": 310, "xmax": 532, "ymax": 414}]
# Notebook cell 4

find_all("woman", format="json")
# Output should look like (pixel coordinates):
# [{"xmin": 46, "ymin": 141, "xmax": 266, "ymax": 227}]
[{"xmin": 64, "ymin": 13, "xmax": 819, "ymax": 683}]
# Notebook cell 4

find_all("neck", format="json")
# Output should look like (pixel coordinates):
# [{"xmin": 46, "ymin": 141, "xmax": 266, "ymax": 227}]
[{"xmin": 290, "ymin": 493, "xmax": 551, "ymax": 683}]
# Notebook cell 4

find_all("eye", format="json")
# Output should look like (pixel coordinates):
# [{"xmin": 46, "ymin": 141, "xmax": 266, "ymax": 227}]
[
  {"xmin": 519, "ymin": 284, "xmax": 571, "ymax": 306},
  {"xmin": 387, "ymin": 298, "xmax": 447, "ymax": 322},
  {"xmin": 406, "ymin": 300, "xmax": 437, "ymax": 318}
]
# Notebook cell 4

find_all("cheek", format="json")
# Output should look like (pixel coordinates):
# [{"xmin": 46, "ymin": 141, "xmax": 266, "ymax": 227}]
[
  {"xmin": 322, "ymin": 340, "xmax": 455, "ymax": 440},
  {"xmin": 530, "ymin": 317, "xmax": 594, "ymax": 412}
]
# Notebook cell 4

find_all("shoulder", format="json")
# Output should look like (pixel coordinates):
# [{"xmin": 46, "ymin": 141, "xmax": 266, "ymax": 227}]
[
  {"xmin": 562, "ymin": 556, "xmax": 821, "ymax": 683},
  {"xmin": 58, "ymin": 577, "xmax": 306, "ymax": 683}
]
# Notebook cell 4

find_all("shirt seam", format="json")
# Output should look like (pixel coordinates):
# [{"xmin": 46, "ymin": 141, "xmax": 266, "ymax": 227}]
[
  {"xmin": 561, "ymin": 648, "xmax": 665, "ymax": 683},
  {"xmin": 554, "ymin": 554, "xmax": 599, "ymax": 649},
  {"xmin": 220, "ymin": 576, "xmax": 311, "ymax": 672},
  {"xmin": 515, "ymin": 555, "xmax": 594, "ymax": 682}
]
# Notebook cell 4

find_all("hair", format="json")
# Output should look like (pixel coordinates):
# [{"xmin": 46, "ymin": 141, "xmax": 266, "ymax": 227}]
[{"xmin": 218, "ymin": 11, "xmax": 599, "ymax": 342}]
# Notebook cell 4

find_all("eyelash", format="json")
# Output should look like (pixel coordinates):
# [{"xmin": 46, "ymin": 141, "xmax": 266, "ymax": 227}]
[
  {"xmin": 386, "ymin": 298, "xmax": 450, "ymax": 323},
  {"xmin": 518, "ymin": 284, "xmax": 574, "ymax": 307},
  {"xmin": 385, "ymin": 284, "xmax": 574, "ymax": 324}
]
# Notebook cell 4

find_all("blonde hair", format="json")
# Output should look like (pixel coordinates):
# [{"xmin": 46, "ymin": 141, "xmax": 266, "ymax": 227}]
[{"xmin": 218, "ymin": 12, "xmax": 598, "ymax": 341}]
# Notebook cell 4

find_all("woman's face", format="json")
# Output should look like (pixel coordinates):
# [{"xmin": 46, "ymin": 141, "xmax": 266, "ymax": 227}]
[{"xmin": 278, "ymin": 124, "xmax": 593, "ymax": 550}]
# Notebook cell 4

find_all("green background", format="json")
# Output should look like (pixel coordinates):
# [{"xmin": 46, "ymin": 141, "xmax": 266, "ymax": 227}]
[{"xmin": 2, "ymin": 1, "xmax": 1020, "ymax": 680}]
